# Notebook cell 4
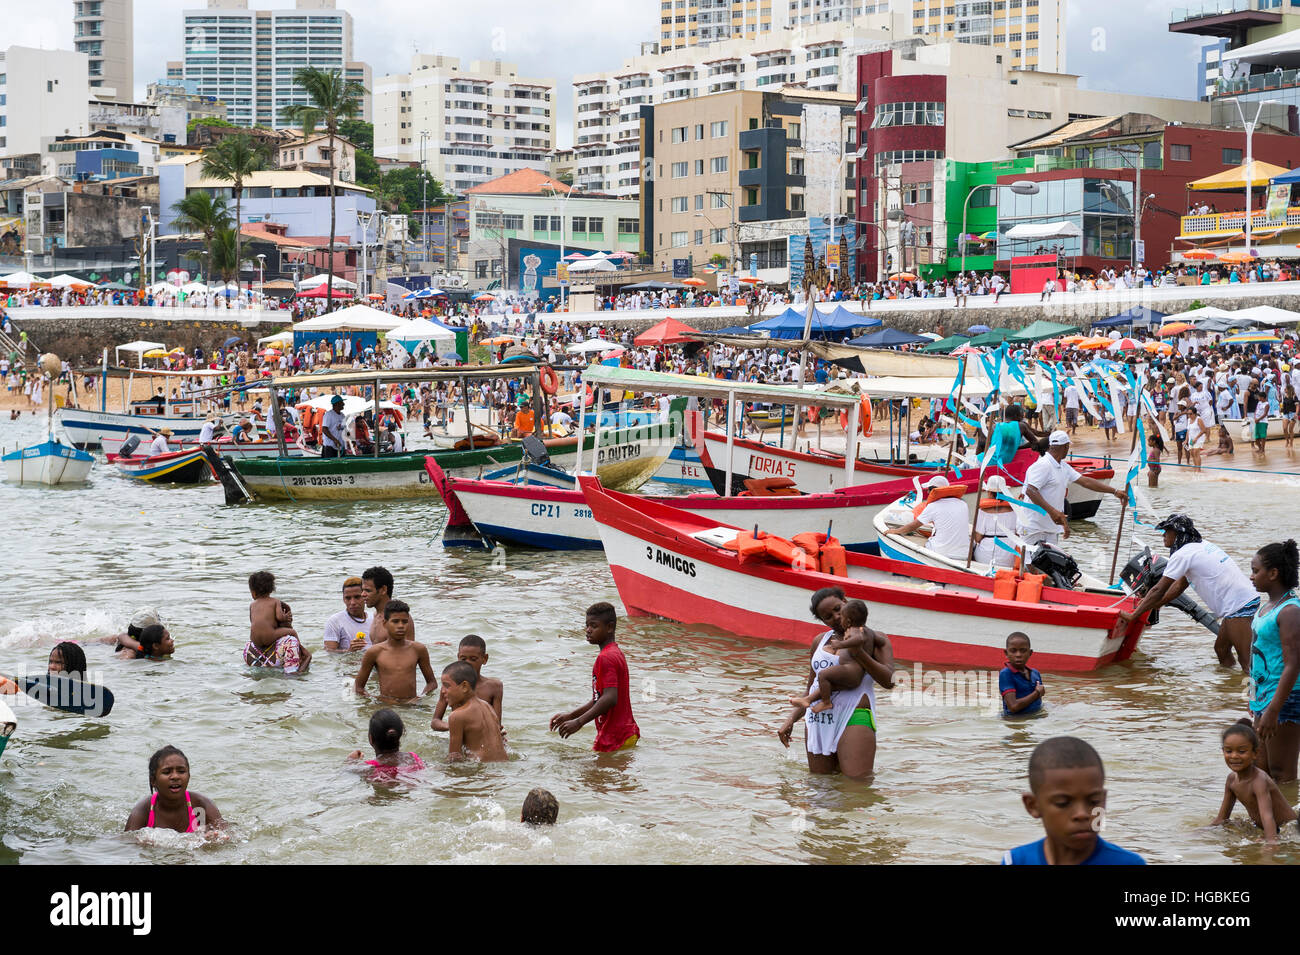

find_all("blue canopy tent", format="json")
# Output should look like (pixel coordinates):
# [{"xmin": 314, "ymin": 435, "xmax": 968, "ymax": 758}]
[
  {"xmin": 1271, "ymin": 167, "xmax": 1300, "ymax": 185},
  {"xmin": 1092, "ymin": 306, "xmax": 1167, "ymax": 330},
  {"xmin": 847, "ymin": 327, "xmax": 931, "ymax": 348},
  {"xmin": 749, "ymin": 305, "xmax": 881, "ymax": 340},
  {"xmin": 714, "ymin": 326, "xmax": 754, "ymax": 335}
]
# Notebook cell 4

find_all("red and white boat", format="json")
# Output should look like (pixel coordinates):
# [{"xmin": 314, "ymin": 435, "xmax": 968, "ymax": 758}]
[
  {"xmin": 425, "ymin": 450, "xmax": 1044, "ymax": 551},
  {"xmin": 699, "ymin": 431, "xmax": 1113, "ymax": 519},
  {"xmin": 578, "ymin": 476, "xmax": 1147, "ymax": 671}
]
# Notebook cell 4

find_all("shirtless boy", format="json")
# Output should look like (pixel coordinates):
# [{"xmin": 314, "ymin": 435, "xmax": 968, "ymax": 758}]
[
  {"xmin": 789, "ymin": 599, "xmax": 881, "ymax": 714},
  {"xmin": 362, "ymin": 566, "xmax": 399, "ymax": 644},
  {"xmin": 431, "ymin": 635, "xmax": 503, "ymax": 733},
  {"xmin": 442, "ymin": 661, "xmax": 507, "ymax": 762},
  {"xmin": 1213, "ymin": 720, "xmax": 1299, "ymax": 845},
  {"xmin": 244, "ymin": 571, "xmax": 310, "ymax": 674},
  {"xmin": 352, "ymin": 600, "xmax": 434, "ymax": 702}
]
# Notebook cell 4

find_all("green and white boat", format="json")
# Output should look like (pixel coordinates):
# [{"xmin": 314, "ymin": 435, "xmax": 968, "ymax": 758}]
[{"xmin": 210, "ymin": 365, "xmax": 681, "ymax": 503}]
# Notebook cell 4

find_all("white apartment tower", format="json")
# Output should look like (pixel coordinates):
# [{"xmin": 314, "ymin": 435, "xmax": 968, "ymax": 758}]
[
  {"xmin": 0, "ymin": 47, "xmax": 91, "ymax": 156},
  {"xmin": 663, "ymin": 0, "xmax": 1067, "ymax": 73},
  {"xmin": 374, "ymin": 55, "xmax": 556, "ymax": 196},
  {"xmin": 74, "ymin": 0, "xmax": 134, "ymax": 99},
  {"xmin": 175, "ymin": 0, "xmax": 371, "ymax": 129}
]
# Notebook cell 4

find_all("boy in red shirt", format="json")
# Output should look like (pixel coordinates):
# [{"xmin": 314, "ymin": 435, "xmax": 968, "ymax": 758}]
[{"xmin": 550, "ymin": 602, "xmax": 640, "ymax": 752}]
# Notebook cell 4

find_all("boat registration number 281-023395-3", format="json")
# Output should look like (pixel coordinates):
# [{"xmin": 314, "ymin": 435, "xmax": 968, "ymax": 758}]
[
  {"xmin": 290, "ymin": 475, "xmax": 357, "ymax": 487},
  {"xmin": 646, "ymin": 546, "xmax": 697, "ymax": 577}
]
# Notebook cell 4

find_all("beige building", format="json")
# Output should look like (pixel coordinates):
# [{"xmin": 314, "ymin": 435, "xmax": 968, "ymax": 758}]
[
  {"xmin": 662, "ymin": 0, "xmax": 1067, "ymax": 73},
  {"xmin": 642, "ymin": 88, "xmax": 854, "ymax": 270},
  {"xmin": 75, "ymin": 0, "xmax": 134, "ymax": 100},
  {"xmin": 277, "ymin": 133, "xmax": 357, "ymax": 183},
  {"xmin": 374, "ymin": 55, "xmax": 556, "ymax": 196}
]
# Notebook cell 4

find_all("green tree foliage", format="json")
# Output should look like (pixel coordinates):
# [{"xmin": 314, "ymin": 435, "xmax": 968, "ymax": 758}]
[
  {"xmin": 170, "ymin": 189, "xmax": 232, "ymax": 285},
  {"xmin": 338, "ymin": 119, "xmax": 373, "ymax": 153},
  {"xmin": 187, "ymin": 116, "xmax": 237, "ymax": 137},
  {"xmin": 200, "ymin": 134, "xmax": 271, "ymax": 288}
]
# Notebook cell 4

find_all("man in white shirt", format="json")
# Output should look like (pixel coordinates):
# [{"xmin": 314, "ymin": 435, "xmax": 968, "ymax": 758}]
[
  {"xmin": 323, "ymin": 576, "xmax": 373, "ymax": 652},
  {"xmin": 888, "ymin": 475, "xmax": 971, "ymax": 561},
  {"xmin": 1019, "ymin": 430, "xmax": 1126, "ymax": 545},
  {"xmin": 321, "ymin": 395, "xmax": 347, "ymax": 458},
  {"xmin": 198, "ymin": 419, "xmax": 225, "ymax": 443},
  {"xmin": 1063, "ymin": 382, "xmax": 1082, "ymax": 434},
  {"xmin": 147, "ymin": 427, "xmax": 172, "ymax": 456},
  {"xmin": 1117, "ymin": 514, "xmax": 1258, "ymax": 669}
]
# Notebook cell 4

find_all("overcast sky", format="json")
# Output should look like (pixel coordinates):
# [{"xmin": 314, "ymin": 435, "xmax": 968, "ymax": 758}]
[{"xmin": 0, "ymin": 0, "xmax": 1208, "ymax": 143}]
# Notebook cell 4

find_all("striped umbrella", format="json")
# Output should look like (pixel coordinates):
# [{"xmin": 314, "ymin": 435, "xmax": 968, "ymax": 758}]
[{"xmin": 1223, "ymin": 332, "xmax": 1281, "ymax": 345}]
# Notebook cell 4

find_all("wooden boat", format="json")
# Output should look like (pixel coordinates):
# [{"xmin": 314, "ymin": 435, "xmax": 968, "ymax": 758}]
[
  {"xmin": 3, "ymin": 439, "xmax": 94, "ymax": 486},
  {"xmin": 579, "ymin": 476, "xmax": 1148, "ymax": 671},
  {"xmin": 1222, "ymin": 416, "xmax": 1287, "ymax": 442},
  {"xmin": 112, "ymin": 448, "xmax": 214, "ymax": 483},
  {"xmin": 651, "ymin": 440, "xmax": 711, "ymax": 489},
  {"xmin": 699, "ymin": 432, "xmax": 1113, "ymax": 519},
  {"xmin": 426, "ymin": 450, "xmax": 1041, "ymax": 552}
]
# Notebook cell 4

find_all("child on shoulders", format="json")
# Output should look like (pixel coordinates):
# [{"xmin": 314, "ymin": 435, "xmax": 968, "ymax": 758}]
[{"xmin": 244, "ymin": 571, "xmax": 310, "ymax": 674}]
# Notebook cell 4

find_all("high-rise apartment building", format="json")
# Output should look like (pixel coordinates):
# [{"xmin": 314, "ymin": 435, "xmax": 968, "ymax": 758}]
[
  {"xmin": 661, "ymin": 0, "xmax": 1067, "ymax": 74},
  {"xmin": 174, "ymin": 0, "xmax": 371, "ymax": 129},
  {"xmin": 74, "ymin": 0, "xmax": 134, "ymax": 99},
  {"xmin": 0, "ymin": 47, "xmax": 91, "ymax": 156},
  {"xmin": 374, "ymin": 55, "xmax": 556, "ymax": 196}
]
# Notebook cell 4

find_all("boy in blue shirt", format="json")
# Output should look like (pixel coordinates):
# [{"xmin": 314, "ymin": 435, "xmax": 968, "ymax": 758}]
[
  {"xmin": 1003, "ymin": 736, "xmax": 1145, "ymax": 865},
  {"xmin": 999, "ymin": 632, "xmax": 1044, "ymax": 716}
]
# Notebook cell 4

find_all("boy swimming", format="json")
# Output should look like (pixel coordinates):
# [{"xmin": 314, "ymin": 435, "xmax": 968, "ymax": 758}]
[
  {"xmin": 347, "ymin": 708, "xmax": 425, "ymax": 779},
  {"xmin": 431, "ymin": 634, "xmax": 504, "ymax": 734},
  {"xmin": 442, "ymin": 661, "xmax": 507, "ymax": 762},
  {"xmin": 353, "ymin": 600, "xmax": 435, "ymax": 702},
  {"xmin": 521, "ymin": 787, "xmax": 559, "ymax": 826},
  {"xmin": 1212, "ymin": 720, "xmax": 1298, "ymax": 845},
  {"xmin": 788, "ymin": 599, "xmax": 876, "ymax": 714},
  {"xmin": 999, "ymin": 632, "xmax": 1045, "ymax": 716},
  {"xmin": 244, "ymin": 571, "xmax": 310, "ymax": 674},
  {"xmin": 1002, "ymin": 736, "xmax": 1145, "ymax": 865}
]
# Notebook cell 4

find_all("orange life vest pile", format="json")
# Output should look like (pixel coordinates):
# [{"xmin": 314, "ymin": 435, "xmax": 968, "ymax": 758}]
[
  {"xmin": 992, "ymin": 567, "xmax": 1045, "ymax": 603},
  {"xmin": 724, "ymin": 530, "xmax": 847, "ymax": 577}
]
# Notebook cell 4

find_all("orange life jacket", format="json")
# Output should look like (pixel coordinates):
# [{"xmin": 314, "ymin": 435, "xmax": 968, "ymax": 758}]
[{"xmin": 911, "ymin": 483, "xmax": 967, "ymax": 519}]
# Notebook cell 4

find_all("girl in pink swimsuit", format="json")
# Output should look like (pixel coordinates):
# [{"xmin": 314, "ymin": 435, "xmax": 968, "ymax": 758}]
[
  {"xmin": 348, "ymin": 709, "xmax": 425, "ymax": 779},
  {"xmin": 124, "ymin": 745, "xmax": 225, "ymax": 834}
]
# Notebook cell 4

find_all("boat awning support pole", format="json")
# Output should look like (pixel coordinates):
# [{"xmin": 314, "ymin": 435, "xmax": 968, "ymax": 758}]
[
  {"xmin": 462, "ymin": 375, "xmax": 474, "ymax": 450},
  {"xmin": 724, "ymin": 388, "xmax": 736, "ymax": 498},
  {"xmin": 845, "ymin": 400, "xmax": 859, "ymax": 487},
  {"xmin": 592, "ymin": 383, "xmax": 605, "ymax": 478},
  {"xmin": 100, "ymin": 348, "xmax": 108, "ymax": 413},
  {"xmin": 270, "ymin": 386, "xmax": 289, "ymax": 458},
  {"xmin": 373, "ymin": 377, "xmax": 381, "ymax": 458}
]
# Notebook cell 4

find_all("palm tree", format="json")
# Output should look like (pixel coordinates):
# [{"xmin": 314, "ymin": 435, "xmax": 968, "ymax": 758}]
[
  {"xmin": 170, "ymin": 190, "xmax": 231, "ymax": 285},
  {"xmin": 201, "ymin": 134, "xmax": 270, "ymax": 294},
  {"xmin": 283, "ymin": 67, "xmax": 366, "ymax": 312},
  {"xmin": 210, "ymin": 226, "xmax": 242, "ymax": 306}
]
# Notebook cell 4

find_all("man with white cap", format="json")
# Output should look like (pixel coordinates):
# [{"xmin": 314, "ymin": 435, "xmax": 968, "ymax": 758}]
[
  {"xmin": 1020, "ymin": 430, "xmax": 1126, "ymax": 545},
  {"xmin": 888, "ymin": 475, "xmax": 970, "ymax": 560}
]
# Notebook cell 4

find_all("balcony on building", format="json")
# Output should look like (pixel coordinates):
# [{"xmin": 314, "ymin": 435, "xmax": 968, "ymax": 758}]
[{"xmin": 1169, "ymin": 0, "xmax": 1284, "ymax": 41}]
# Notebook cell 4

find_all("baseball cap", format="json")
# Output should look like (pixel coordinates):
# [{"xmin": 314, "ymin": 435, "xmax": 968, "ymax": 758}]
[
  {"xmin": 921, "ymin": 475, "xmax": 950, "ymax": 489},
  {"xmin": 1048, "ymin": 430, "xmax": 1070, "ymax": 446},
  {"xmin": 330, "ymin": 395, "xmax": 344, "ymax": 406}
]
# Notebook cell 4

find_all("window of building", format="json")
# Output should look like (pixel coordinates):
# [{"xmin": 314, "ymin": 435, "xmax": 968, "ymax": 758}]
[
  {"xmin": 710, "ymin": 193, "xmax": 726, "ymax": 209},
  {"xmin": 671, "ymin": 196, "xmax": 689, "ymax": 213},
  {"xmin": 790, "ymin": 157, "xmax": 804, "ymax": 175},
  {"xmin": 710, "ymin": 228, "xmax": 726, "ymax": 243},
  {"xmin": 694, "ymin": 158, "xmax": 705, "ymax": 175},
  {"xmin": 618, "ymin": 217, "xmax": 640, "ymax": 234},
  {"xmin": 694, "ymin": 194, "xmax": 704, "ymax": 209},
  {"xmin": 711, "ymin": 120, "xmax": 728, "ymax": 137},
  {"xmin": 587, "ymin": 218, "xmax": 603, "ymax": 236},
  {"xmin": 694, "ymin": 229, "xmax": 704, "ymax": 244},
  {"xmin": 1222, "ymin": 147, "xmax": 1243, "ymax": 165},
  {"xmin": 789, "ymin": 192, "xmax": 804, "ymax": 212},
  {"xmin": 671, "ymin": 160, "xmax": 689, "ymax": 177},
  {"xmin": 1170, "ymin": 143, "xmax": 1191, "ymax": 162},
  {"xmin": 871, "ymin": 101, "xmax": 945, "ymax": 128},
  {"xmin": 695, "ymin": 123, "xmax": 705, "ymax": 140},
  {"xmin": 671, "ymin": 126, "xmax": 687, "ymax": 143},
  {"xmin": 671, "ymin": 231, "xmax": 689, "ymax": 247},
  {"xmin": 744, "ymin": 187, "xmax": 759, "ymax": 205},
  {"xmin": 710, "ymin": 155, "xmax": 728, "ymax": 173},
  {"xmin": 533, "ymin": 215, "xmax": 548, "ymax": 232},
  {"xmin": 475, "ymin": 260, "xmax": 489, "ymax": 279}
]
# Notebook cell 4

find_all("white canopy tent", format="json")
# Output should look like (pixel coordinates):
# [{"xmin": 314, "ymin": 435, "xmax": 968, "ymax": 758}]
[
  {"xmin": 300, "ymin": 273, "xmax": 357, "ymax": 289},
  {"xmin": 257, "ymin": 330, "xmax": 295, "ymax": 346},
  {"xmin": 0, "ymin": 271, "xmax": 46, "ymax": 288},
  {"xmin": 565, "ymin": 338, "xmax": 618, "ymax": 354},
  {"xmin": 293, "ymin": 304, "xmax": 405, "ymax": 332},
  {"xmin": 1159, "ymin": 305, "xmax": 1238, "ymax": 325},
  {"xmin": 1228, "ymin": 305, "xmax": 1300, "ymax": 328},
  {"xmin": 47, "ymin": 274, "xmax": 93, "ymax": 288},
  {"xmin": 1221, "ymin": 27, "xmax": 1300, "ymax": 69},
  {"xmin": 115, "ymin": 340, "xmax": 167, "ymax": 368},
  {"xmin": 1003, "ymin": 221, "xmax": 1083, "ymax": 241},
  {"xmin": 387, "ymin": 317, "xmax": 457, "ymax": 356},
  {"xmin": 567, "ymin": 258, "xmax": 619, "ymax": 273}
]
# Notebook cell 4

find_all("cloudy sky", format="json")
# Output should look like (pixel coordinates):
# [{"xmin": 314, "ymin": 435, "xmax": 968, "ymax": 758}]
[{"xmin": 1, "ymin": 0, "xmax": 1208, "ymax": 143}]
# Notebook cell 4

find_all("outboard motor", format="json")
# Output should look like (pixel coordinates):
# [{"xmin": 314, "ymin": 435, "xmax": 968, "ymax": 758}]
[
  {"xmin": 118, "ymin": 434, "xmax": 142, "ymax": 458},
  {"xmin": 521, "ymin": 434, "xmax": 553, "ymax": 469},
  {"xmin": 1028, "ymin": 542, "xmax": 1082, "ymax": 590},
  {"xmin": 1119, "ymin": 546, "xmax": 1221, "ymax": 635}
]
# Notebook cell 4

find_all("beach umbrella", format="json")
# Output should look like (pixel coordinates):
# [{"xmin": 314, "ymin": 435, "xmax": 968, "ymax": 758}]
[
  {"xmin": 737, "ymin": 276, "xmax": 762, "ymax": 284},
  {"xmin": 1223, "ymin": 332, "xmax": 1282, "ymax": 345},
  {"xmin": 1034, "ymin": 338, "xmax": 1059, "ymax": 349},
  {"xmin": 967, "ymin": 324, "xmax": 991, "ymax": 334},
  {"xmin": 1143, "ymin": 342, "xmax": 1174, "ymax": 355},
  {"xmin": 367, "ymin": 293, "xmax": 385, "ymax": 300},
  {"xmin": 142, "ymin": 349, "xmax": 169, "ymax": 358},
  {"xmin": 1218, "ymin": 250, "xmax": 1256, "ymax": 263},
  {"xmin": 635, "ymin": 317, "xmax": 700, "ymax": 346},
  {"xmin": 951, "ymin": 343, "xmax": 982, "ymax": 356},
  {"xmin": 562, "ymin": 252, "xmax": 589, "ymax": 261},
  {"xmin": 566, "ymin": 339, "xmax": 617, "ymax": 354},
  {"xmin": 1075, "ymin": 337, "xmax": 1114, "ymax": 351},
  {"xmin": 606, "ymin": 251, "xmax": 637, "ymax": 260},
  {"xmin": 473, "ymin": 292, "xmax": 496, "ymax": 302},
  {"xmin": 1158, "ymin": 321, "xmax": 1195, "ymax": 336},
  {"xmin": 1108, "ymin": 337, "xmax": 1140, "ymax": 351},
  {"xmin": 681, "ymin": 278, "xmax": 706, "ymax": 287},
  {"xmin": 1183, "ymin": 248, "xmax": 1218, "ymax": 261},
  {"xmin": 918, "ymin": 332, "xmax": 943, "ymax": 341},
  {"xmin": 889, "ymin": 272, "xmax": 918, "ymax": 281},
  {"xmin": 481, "ymin": 335, "xmax": 516, "ymax": 346}
]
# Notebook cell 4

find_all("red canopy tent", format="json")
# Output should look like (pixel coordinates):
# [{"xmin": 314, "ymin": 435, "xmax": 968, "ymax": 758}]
[
  {"xmin": 295, "ymin": 285, "xmax": 354, "ymax": 299},
  {"xmin": 633, "ymin": 317, "xmax": 700, "ymax": 347}
]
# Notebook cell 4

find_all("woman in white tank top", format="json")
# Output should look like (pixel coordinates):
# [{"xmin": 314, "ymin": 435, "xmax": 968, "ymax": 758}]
[{"xmin": 777, "ymin": 586, "xmax": 895, "ymax": 779}]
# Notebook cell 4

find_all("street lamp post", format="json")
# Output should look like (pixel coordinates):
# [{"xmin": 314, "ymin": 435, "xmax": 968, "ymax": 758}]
[
  {"xmin": 1231, "ymin": 98, "xmax": 1280, "ymax": 259},
  {"xmin": 960, "ymin": 179, "xmax": 1039, "ymax": 277},
  {"xmin": 255, "ymin": 253, "xmax": 266, "ymax": 308},
  {"xmin": 545, "ymin": 184, "xmax": 573, "ymax": 309},
  {"xmin": 419, "ymin": 130, "xmax": 431, "ymax": 268}
]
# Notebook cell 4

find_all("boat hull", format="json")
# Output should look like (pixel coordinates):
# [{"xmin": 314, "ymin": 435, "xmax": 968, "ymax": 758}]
[
  {"xmin": 55, "ymin": 407, "xmax": 210, "ymax": 449},
  {"xmin": 1223, "ymin": 416, "xmax": 1288, "ymax": 442},
  {"xmin": 113, "ymin": 449, "xmax": 214, "ymax": 483},
  {"xmin": 580, "ymin": 478, "xmax": 1145, "ymax": 671},
  {"xmin": 2, "ymin": 441, "xmax": 94, "ymax": 485}
]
